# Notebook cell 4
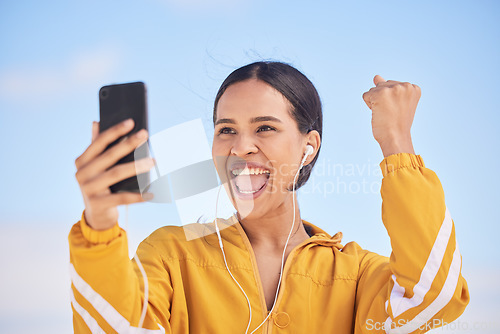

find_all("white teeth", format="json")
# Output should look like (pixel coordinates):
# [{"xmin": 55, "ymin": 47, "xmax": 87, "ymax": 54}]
[
  {"xmin": 238, "ymin": 188, "xmax": 259, "ymax": 194},
  {"xmin": 236, "ymin": 184, "xmax": 265, "ymax": 194},
  {"xmin": 231, "ymin": 167, "xmax": 270, "ymax": 176}
]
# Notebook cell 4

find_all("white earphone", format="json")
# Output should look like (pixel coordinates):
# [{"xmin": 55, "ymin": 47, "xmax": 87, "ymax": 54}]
[
  {"xmin": 305, "ymin": 144, "xmax": 314, "ymax": 156},
  {"xmin": 300, "ymin": 145, "xmax": 314, "ymax": 168},
  {"xmin": 213, "ymin": 144, "xmax": 315, "ymax": 333}
]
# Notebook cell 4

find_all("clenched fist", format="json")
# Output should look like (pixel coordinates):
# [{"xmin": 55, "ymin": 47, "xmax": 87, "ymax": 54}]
[{"xmin": 362, "ymin": 75, "xmax": 421, "ymax": 157}]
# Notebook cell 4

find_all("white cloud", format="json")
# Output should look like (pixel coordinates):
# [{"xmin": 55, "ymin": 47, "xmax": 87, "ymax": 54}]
[
  {"xmin": 70, "ymin": 47, "xmax": 121, "ymax": 83},
  {"xmin": 0, "ymin": 46, "xmax": 121, "ymax": 103},
  {"xmin": 0, "ymin": 68, "xmax": 65, "ymax": 101},
  {"xmin": 0, "ymin": 224, "xmax": 73, "ymax": 333},
  {"xmin": 0, "ymin": 225, "xmax": 71, "ymax": 314}
]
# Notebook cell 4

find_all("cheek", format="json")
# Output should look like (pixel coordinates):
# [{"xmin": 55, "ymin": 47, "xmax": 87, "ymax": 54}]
[
  {"xmin": 212, "ymin": 141, "xmax": 222, "ymax": 170},
  {"xmin": 268, "ymin": 151, "xmax": 301, "ymax": 183},
  {"xmin": 274, "ymin": 163, "xmax": 300, "ymax": 182},
  {"xmin": 212, "ymin": 139, "xmax": 233, "ymax": 179},
  {"xmin": 212, "ymin": 139, "xmax": 227, "ymax": 158}
]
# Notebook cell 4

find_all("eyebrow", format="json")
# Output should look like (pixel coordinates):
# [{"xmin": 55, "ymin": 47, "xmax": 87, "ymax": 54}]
[{"xmin": 214, "ymin": 116, "xmax": 282, "ymax": 126}]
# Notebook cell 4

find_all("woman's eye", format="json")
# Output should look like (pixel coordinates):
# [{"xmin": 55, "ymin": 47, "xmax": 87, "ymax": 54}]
[
  {"xmin": 218, "ymin": 127, "xmax": 235, "ymax": 135},
  {"xmin": 217, "ymin": 126, "xmax": 275, "ymax": 135},
  {"xmin": 257, "ymin": 125, "xmax": 275, "ymax": 132}
]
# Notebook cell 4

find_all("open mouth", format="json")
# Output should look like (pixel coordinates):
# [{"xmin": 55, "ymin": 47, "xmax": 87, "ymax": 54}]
[{"xmin": 229, "ymin": 163, "xmax": 271, "ymax": 199}]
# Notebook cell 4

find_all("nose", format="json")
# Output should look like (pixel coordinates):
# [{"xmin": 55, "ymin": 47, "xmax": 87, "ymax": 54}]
[{"xmin": 230, "ymin": 133, "xmax": 259, "ymax": 157}]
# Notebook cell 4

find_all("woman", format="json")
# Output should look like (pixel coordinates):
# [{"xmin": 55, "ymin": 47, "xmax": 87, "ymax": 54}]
[{"xmin": 70, "ymin": 62, "xmax": 469, "ymax": 333}]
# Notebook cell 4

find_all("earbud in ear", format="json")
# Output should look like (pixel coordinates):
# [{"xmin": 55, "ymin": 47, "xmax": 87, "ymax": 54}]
[
  {"xmin": 299, "ymin": 145, "xmax": 314, "ymax": 170},
  {"xmin": 304, "ymin": 145, "xmax": 314, "ymax": 158}
]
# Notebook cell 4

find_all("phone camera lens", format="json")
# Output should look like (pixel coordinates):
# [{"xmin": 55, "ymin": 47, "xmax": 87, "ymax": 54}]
[{"xmin": 100, "ymin": 89, "xmax": 109, "ymax": 99}]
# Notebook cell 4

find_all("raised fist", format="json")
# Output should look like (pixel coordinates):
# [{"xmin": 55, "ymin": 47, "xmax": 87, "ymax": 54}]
[{"xmin": 362, "ymin": 75, "xmax": 420, "ymax": 157}]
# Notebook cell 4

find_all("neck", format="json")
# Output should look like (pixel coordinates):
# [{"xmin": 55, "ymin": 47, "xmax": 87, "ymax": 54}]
[{"xmin": 236, "ymin": 193, "xmax": 310, "ymax": 254}]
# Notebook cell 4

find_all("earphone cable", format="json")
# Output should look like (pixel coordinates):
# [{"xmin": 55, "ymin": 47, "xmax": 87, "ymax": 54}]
[
  {"xmin": 248, "ymin": 162, "xmax": 301, "ymax": 334},
  {"xmin": 124, "ymin": 204, "xmax": 149, "ymax": 329},
  {"xmin": 214, "ymin": 156, "xmax": 306, "ymax": 334},
  {"xmin": 214, "ymin": 184, "xmax": 253, "ymax": 334}
]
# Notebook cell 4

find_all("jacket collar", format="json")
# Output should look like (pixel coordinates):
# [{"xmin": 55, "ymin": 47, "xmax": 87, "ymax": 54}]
[
  {"xmin": 301, "ymin": 219, "xmax": 343, "ymax": 250},
  {"xmin": 223, "ymin": 214, "xmax": 343, "ymax": 250}
]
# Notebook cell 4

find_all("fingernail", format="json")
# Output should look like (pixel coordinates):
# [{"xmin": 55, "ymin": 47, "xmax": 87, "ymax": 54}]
[
  {"xmin": 142, "ymin": 193, "xmax": 154, "ymax": 200},
  {"xmin": 123, "ymin": 119, "xmax": 133, "ymax": 127},
  {"xmin": 136, "ymin": 129, "xmax": 148, "ymax": 138}
]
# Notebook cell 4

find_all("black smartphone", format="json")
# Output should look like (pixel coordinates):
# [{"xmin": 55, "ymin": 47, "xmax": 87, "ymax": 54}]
[{"xmin": 99, "ymin": 81, "xmax": 150, "ymax": 194}]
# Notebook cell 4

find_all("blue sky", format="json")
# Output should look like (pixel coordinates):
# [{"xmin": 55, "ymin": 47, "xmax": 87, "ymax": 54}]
[{"xmin": 0, "ymin": 0, "xmax": 499, "ymax": 333}]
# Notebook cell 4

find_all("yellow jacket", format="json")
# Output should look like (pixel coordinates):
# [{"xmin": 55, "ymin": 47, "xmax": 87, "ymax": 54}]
[{"xmin": 69, "ymin": 153, "xmax": 469, "ymax": 333}]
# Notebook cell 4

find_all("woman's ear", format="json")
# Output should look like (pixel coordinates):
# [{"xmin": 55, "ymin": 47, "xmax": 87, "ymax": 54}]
[{"xmin": 305, "ymin": 130, "xmax": 321, "ymax": 164}]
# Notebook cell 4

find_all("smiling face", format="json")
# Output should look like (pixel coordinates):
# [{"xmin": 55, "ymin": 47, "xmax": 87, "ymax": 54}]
[{"xmin": 212, "ymin": 79, "xmax": 310, "ymax": 220}]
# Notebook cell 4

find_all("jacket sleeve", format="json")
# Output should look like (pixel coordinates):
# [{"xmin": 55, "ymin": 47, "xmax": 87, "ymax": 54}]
[
  {"xmin": 354, "ymin": 153, "xmax": 469, "ymax": 333},
  {"xmin": 68, "ymin": 211, "xmax": 172, "ymax": 333}
]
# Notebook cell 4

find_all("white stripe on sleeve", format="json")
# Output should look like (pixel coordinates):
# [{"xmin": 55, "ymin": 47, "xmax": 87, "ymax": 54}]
[
  {"xmin": 388, "ymin": 207, "xmax": 454, "ymax": 318},
  {"xmin": 71, "ymin": 288, "xmax": 106, "ymax": 334},
  {"xmin": 69, "ymin": 264, "xmax": 165, "ymax": 334},
  {"xmin": 387, "ymin": 244, "xmax": 462, "ymax": 334}
]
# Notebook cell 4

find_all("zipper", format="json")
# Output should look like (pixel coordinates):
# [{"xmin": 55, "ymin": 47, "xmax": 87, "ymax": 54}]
[
  {"xmin": 235, "ymin": 220, "xmax": 271, "ymax": 333},
  {"xmin": 233, "ymin": 216, "xmax": 314, "ymax": 334}
]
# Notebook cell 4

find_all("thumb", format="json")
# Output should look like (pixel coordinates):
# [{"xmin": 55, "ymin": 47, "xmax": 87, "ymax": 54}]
[
  {"xmin": 373, "ymin": 75, "xmax": 386, "ymax": 86},
  {"xmin": 91, "ymin": 121, "xmax": 99, "ymax": 143}
]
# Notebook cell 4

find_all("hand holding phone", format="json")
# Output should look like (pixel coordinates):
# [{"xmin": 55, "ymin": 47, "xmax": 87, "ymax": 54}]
[
  {"xmin": 73, "ymin": 82, "xmax": 155, "ymax": 230},
  {"xmin": 75, "ymin": 120, "xmax": 155, "ymax": 230}
]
